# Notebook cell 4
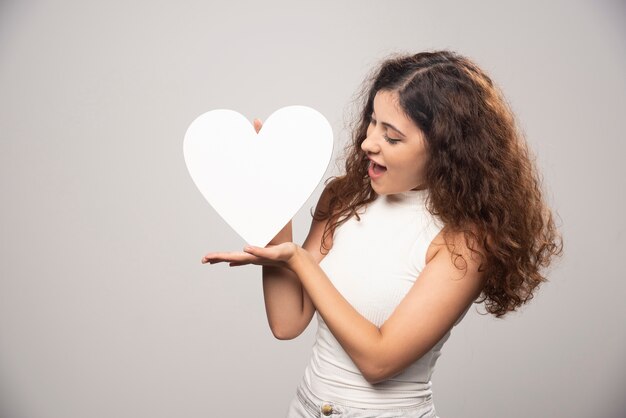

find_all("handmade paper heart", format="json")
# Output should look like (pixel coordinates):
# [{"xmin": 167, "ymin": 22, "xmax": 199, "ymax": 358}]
[{"xmin": 184, "ymin": 105, "xmax": 334, "ymax": 247}]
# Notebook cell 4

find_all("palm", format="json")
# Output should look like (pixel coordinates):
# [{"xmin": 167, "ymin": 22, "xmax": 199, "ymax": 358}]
[{"xmin": 202, "ymin": 242, "xmax": 298, "ymax": 269}]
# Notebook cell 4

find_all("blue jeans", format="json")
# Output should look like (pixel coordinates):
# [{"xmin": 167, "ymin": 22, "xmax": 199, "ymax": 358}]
[{"xmin": 285, "ymin": 382, "xmax": 440, "ymax": 418}]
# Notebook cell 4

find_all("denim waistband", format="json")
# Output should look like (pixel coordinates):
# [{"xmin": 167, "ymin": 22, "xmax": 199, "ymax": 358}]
[{"xmin": 295, "ymin": 380, "xmax": 437, "ymax": 417}]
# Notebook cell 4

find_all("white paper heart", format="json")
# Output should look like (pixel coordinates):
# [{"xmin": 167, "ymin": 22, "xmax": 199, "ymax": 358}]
[{"xmin": 184, "ymin": 105, "xmax": 334, "ymax": 247}]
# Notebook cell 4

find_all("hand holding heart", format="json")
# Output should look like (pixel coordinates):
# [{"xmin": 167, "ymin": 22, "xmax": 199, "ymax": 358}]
[
  {"xmin": 201, "ymin": 118, "xmax": 308, "ymax": 271},
  {"xmin": 184, "ymin": 106, "xmax": 333, "ymax": 248}
]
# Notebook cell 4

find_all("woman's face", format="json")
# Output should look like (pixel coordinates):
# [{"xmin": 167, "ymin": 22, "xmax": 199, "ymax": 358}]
[{"xmin": 361, "ymin": 90, "xmax": 429, "ymax": 195}]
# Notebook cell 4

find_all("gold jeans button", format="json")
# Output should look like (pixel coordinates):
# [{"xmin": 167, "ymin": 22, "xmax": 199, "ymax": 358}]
[{"xmin": 321, "ymin": 403, "xmax": 333, "ymax": 415}]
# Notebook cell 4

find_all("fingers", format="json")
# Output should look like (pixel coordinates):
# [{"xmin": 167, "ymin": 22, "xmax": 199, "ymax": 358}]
[
  {"xmin": 201, "ymin": 252, "xmax": 223, "ymax": 264},
  {"xmin": 201, "ymin": 252, "xmax": 229, "ymax": 264},
  {"xmin": 201, "ymin": 251, "xmax": 254, "ymax": 264},
  {"xmin": 253, "ymin": 118, "xmax": 263, "ymax": 133}
]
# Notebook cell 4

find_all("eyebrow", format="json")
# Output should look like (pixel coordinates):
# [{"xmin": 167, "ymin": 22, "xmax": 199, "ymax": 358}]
[{"xmin": 371, "ymin": 112, "xmax": 406, "ymax": 137}]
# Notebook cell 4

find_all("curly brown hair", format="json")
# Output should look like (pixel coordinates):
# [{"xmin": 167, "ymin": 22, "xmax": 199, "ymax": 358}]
[{"xmin": 312, "ymin": 50, "xmax": 564, "ymax": 318}]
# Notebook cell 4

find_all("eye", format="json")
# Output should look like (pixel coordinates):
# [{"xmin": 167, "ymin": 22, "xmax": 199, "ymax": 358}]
[
  {"xmin": 384, "ymin": 134, "xmax": 401, "ymax": 145},
  {"xmin": 370, "ymin": 116, "xmax": 400, "ymax": 144}
]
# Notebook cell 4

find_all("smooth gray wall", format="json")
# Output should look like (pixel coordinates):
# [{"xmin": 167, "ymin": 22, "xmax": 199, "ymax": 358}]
[{"xmin": 1, "ymin": 1, "xmax": 624, "ymax": 417}]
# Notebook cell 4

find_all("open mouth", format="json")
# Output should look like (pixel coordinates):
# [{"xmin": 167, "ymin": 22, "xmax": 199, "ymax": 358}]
[
  {"xmin": 372, "ymin": 161, "xmax": 386, "ymax": 173},
  {"xmin": 368, "ymin": 160, "xmax": 387, "ymax": 176}
]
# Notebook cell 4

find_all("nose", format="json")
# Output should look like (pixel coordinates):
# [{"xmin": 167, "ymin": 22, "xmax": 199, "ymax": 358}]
[{"xmin": 361, "ymin": 133, "xmax": 381, "ymax": 156}]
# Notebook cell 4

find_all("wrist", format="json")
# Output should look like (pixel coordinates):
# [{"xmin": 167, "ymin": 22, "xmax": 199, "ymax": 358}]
[{"xmin": 286, "ymin": 244, "xmax": 307, "ymax": 273}]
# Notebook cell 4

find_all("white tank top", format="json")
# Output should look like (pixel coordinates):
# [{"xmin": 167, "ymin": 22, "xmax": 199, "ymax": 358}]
[{"xmin": 300, "ymin": 188, "xmax": 469, "ymax": 408}]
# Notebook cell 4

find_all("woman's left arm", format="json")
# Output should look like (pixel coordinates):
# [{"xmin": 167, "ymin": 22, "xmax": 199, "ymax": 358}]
[{"xmin": 286, "ymin": 230, "xmax": 486, "ymax": 384}]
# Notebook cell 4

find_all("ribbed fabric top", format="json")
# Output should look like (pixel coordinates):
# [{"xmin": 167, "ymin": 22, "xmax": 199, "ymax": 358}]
[{"xmin": 300, "ymin": 188, "xmax": 469, "ymax": 408}]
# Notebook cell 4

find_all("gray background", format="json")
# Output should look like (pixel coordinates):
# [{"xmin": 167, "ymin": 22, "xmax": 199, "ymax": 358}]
[{"xmin": 1, "ymin": 1, "xmax": 624, "ymax": 417}]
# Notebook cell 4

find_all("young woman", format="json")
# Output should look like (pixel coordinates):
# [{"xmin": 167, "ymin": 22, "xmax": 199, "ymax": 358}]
[{"xmin": 202, "ymin": 50, "xmax": 563, "ymax": 417}]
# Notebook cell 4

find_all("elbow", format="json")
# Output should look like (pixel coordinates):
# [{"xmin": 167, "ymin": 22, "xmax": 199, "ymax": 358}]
[
  {"xmin": 362, "ymin": 371, "xmax": 387, "ymax": 385},
  {"xmin": 362, "ymin": 373, "xmax": 380, "ymax": 385},
  {"xmin": 360, "ymin": 363, "xmax": 392, "ymax": 385},
  {"xmin": 360, "ymin": 355, "xmax": 408, "ymax": 384},
  {"xmin": 271, "ymin": 329, "xmax": 297, "ymax": 340},
  {"xmin": 268, "ymin": 323, "xmax": 300, "ymax": 340},
  {"xmin": 267, "ymin": 311, "xmax": 313, "ymax": 340}
]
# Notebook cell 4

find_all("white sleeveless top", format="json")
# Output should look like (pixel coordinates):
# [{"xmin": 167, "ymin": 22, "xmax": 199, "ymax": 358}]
[{"xmin": 300, "ymin": 188, "xmax": 469, "ymax": 408}]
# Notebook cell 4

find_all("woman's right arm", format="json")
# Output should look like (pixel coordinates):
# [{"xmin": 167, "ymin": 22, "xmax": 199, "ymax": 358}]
[
  {"xmin": 262, "ymin": 184, "xmax": 333, "ymax": 340},
  {"xmin": 253, "ymin": 117, "xmax": 333, "ymax": 339},
  {"xmin": 262, "ymin": 221, "xmax": 311, "ymax": 340}
]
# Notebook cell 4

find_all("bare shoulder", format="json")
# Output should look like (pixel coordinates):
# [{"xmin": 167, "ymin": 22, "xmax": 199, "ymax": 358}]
[
  {"xmin": 425, "ymin": 224, "xmax": 487, "ymax": 274},
  {"xmin": 301, "ymin": 182, "xmax": 335, "ymax": 264},
  {"xmin": 425, "ymin": 230, "xmax": 446, "ymax": 265},
  {"xmin": 414, "ymin": 225, "xmax": 487, "ymax": 316}
]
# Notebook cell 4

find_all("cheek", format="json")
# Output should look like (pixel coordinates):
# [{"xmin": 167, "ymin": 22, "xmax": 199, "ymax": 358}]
[{"xmin": 396, "ymin": 153, "xmax": 426, "ymax": 176}]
